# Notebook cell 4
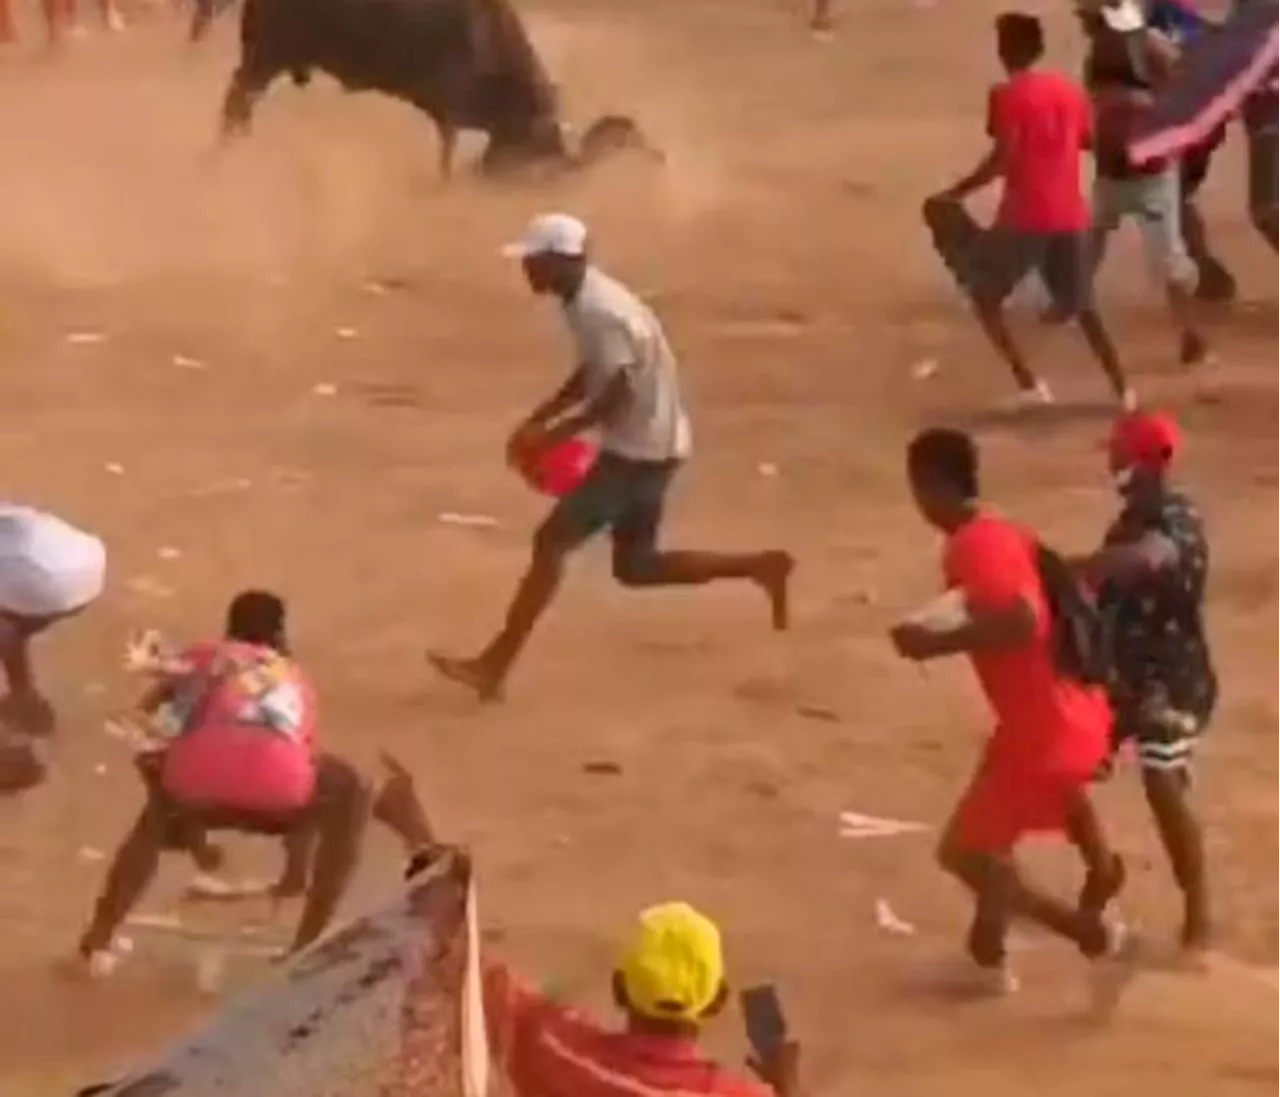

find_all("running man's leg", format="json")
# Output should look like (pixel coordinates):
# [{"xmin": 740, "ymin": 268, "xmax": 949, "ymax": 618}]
[
  {"xmin": 1065, "ymin": 785, "xmax": 1126, "ymax": 917},
  {"xmin": 286, "ymin": 753, "xmax": 371, "ymax": 952},
  {"xmin": 78, "ymin": 798, "xmax": 170, "ymax": 958},
  {"xmin": 1126, "ymin": 695, "xmax": 1212, "ymax": 951},
  {"xmin": 1132, "ymin": 169, "xmax": 1209, "ymax": 364},
  {"xmin": 1180, "ymin": 135, "xmax": 1237, "ymax": 302},
  {"xmin": 1040, "ymin": 232, "xmax": 1131, "ymax": 407},
  {"xmin": 0, "ymin": 612, "xmax": 63, "ymax": 737},
  {"xmin": 1245, "ymin": 104, "xmax": 1279, "ymax": 252},
  {"xmin": 967, "ymin": 228, "xmax": 1047, "ymax": 400},
  {"xmin": 940, "ymin": 766, "xmax": 1118, "ymax": 965},
  {"xmin": 428, "ymin": 458, "xmax": 618, "ymax": 699},
  {"xmin": 608, "ymin": 460, "xmax": 792, "ymax": 628}
]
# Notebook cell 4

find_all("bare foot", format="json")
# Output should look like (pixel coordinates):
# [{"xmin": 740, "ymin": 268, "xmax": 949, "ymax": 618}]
[
  {"xmin": 427, "ymin": 653, "xmax": 504, "ymax": 702},
  {"xmin": 755, "ymin": 551, "xmax": 794, "ymax": 631}
]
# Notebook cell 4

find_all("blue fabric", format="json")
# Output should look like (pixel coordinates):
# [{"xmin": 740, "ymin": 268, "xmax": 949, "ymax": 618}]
[{"xmin": 1149, "ymin": 0, "xmax": 1209, "ymax": 43}]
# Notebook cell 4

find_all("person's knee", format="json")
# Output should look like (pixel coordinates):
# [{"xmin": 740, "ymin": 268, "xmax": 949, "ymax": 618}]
[
  {"xmin": 530, "ymin": 525, "xmax": 574, "ymax": 572},
  {"xmin": 612, "ymin": 545, "xmax": 660, "ymax": 587}
]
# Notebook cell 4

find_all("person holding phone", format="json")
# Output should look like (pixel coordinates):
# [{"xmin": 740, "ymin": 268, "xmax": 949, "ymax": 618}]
[{"xmin": 374, "ymin": 759, "xmax": 802, "ymax": 1097}]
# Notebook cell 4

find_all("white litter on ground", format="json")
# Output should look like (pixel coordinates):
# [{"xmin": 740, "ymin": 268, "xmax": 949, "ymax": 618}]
[
  {"xmin": 838, "ymin": 810, "xmax": 930, "ymax": 840},
  {"xmin": 875, "ymin": 898, "xmax": 917, "ymax": 936},
  {"xmin": 437, "ymin": 512, "xmax": 500, "ymax": 529}
]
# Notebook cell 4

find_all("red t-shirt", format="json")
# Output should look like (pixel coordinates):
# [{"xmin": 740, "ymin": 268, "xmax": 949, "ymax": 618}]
[
  {"xmin": 943, "ymin": 514, "xmax": 1110, "ymax": 777},
  {"xmin": 987, "ymin": 68, "xmax": 1092, "ymax": 232}
]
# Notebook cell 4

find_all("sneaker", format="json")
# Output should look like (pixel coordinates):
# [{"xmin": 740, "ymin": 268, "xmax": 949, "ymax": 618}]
[
  {"xmin": 84, "ymin": 948, "xmax": 121, "ymax": 980},
  {"xmin": 934, "ymin": 957, "xmax": 1020, "ymax": 999},
  {"xmin": 1014, "ymin": 381, "xmax": 1054, "ymax": 410},
  {"xmin": 1087, "ymin": 921, "xmax": 1141, "ymax": 1019}
]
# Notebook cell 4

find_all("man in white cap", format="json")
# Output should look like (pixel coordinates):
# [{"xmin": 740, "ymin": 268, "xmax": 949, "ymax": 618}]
[
  {"xmin": 429, "ymin": 212, "xmax": 793, "ymax": 701},
  {"xmin": 0, "ymin": 504, "xmax": 106, "ymax": 789}
]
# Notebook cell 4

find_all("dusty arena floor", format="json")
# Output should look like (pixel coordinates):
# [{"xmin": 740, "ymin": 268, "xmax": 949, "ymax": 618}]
[{"xmin": 0, "ymin": 0, "xmax": 1276, "ymax": 1093}]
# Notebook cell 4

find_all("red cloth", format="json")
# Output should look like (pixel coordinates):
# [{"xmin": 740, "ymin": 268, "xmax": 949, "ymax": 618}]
[
  {"xmin": 950, "ymin": 748, "xmax": 1085, "ymax": 853},
  {"xmin": 987, "ymin": 69, "xmax": 1093, "ymax": 232},
  {"xmin": 943, "ymin": 514, "xmax": 1110, "ymax": 778},
  {"xmin": 483, "ymin": 963, "xmax": 771, "ymax": 1097}
]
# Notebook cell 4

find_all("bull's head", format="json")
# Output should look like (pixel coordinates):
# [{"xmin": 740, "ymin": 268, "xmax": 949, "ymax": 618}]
[{"xmin": 479, "ymin": 109, "xmax": 661, "ymax": 179}]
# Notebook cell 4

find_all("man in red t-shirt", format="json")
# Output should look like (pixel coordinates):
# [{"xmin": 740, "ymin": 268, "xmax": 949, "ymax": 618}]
[
  {"xmin": 926, "ymin": 12, "xmax": 1133, "ymax": 411},
  {"xmin": 889, "ymin": 428, "xmax": 1135, "ymax": 1002}
]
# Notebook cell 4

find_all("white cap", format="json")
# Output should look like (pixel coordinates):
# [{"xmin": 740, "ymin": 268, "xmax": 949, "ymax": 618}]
[
  {"xmin": 501, "ymin": 213, "xmax": 588, "ymax": 259},
  {"xmin": 1100, "ymin": 0, "xmax": 1146, "ymax": 32}
]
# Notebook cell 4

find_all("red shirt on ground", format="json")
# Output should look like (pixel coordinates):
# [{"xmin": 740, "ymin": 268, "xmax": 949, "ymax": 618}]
[
  {"xmin": 943, "ymin": 513, "xmax": 1110, "ymax": 777},
  {"xmin": 987, "ymin": 68, "xmax": 1092, "ymax": 232},
  {"xmin": 484, "ymin": 963, "xmax": 771, "ymax": 1097}
]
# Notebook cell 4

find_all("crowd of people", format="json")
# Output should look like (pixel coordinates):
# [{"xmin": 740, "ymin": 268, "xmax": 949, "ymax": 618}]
[{"xmin": 0, "ymin": 0, "xmax": 1264, "ymax": 1094}]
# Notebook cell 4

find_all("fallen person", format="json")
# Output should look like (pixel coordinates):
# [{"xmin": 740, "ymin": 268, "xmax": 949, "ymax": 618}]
[
  {"xmin": 373, "ymin": 756, "xmax": 804, "ymax": 1097},
  {"xmin": 76, "ymin": 590, "xmax": 372, "ymax": 973},
  {"xmin": 0, "ymin": 504, "xmax": 107, "ymax": 793}
]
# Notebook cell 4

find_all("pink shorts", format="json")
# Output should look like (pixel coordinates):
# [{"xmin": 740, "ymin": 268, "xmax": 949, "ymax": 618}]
[{"xmin": 162, "ymin": 725, "xmax": 316, "ymax": 816}]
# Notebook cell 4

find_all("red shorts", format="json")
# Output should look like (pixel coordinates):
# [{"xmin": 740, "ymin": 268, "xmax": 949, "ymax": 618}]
[
  {"xmin": 162, "ymin": 725, "xmax": 316, "ymax": 817},
  {"xmin": 949, "ymin": 758, "xmax": 1085, "ymax": 854}
]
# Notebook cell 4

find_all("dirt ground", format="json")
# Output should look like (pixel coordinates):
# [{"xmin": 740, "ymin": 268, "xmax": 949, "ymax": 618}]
[{"xmin": 0, "ymin": 0, "xmax": 1276, "ymax": 1093}]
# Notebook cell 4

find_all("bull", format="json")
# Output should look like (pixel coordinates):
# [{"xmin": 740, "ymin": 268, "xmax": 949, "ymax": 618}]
[{"xmin": 212, "ymin": 0, "xmax": 656, "ymax": 177}]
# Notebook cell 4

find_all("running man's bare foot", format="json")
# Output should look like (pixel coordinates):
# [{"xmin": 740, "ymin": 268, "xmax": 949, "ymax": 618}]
[
  {"xmin": 427, "ymin": 653, "xmax": 505, "ymax": 702},
  {"xmin": 755, "ymin": 551, "xmax": 794, "ymax": 631}
]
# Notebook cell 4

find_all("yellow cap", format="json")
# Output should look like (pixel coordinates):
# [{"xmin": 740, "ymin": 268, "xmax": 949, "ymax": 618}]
[{"xmin": 619, "ymin": 902, "xmax": 725, "ymax": 1023}]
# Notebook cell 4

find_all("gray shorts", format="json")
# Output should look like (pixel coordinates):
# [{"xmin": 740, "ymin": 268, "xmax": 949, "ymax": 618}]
[
  {"xmin": 1092, "ymin": 168, "xmax": 1196, "ymax": 287},
  {"xmin": 536, "ymin": 451, "xmax": 679, "ymax": 583},
  {"xmin": 1247, "ymin": 123, "xmax": 1278, "ymax": 216},
  {"xmin": 921, "ymin": 197, "xmax": 1094, "ymax": 316}
]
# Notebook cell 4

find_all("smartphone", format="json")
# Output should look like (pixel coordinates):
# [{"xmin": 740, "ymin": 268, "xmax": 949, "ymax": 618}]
[{"xmin": 739, "ymin": 983, "xmax": 788, "ymax": 1062}]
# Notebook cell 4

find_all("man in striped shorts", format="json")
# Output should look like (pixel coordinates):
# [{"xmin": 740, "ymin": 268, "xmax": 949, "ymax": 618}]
[{"xmin": 1077, "ymin": 411, "xmax": 1217, "ymax": 955}]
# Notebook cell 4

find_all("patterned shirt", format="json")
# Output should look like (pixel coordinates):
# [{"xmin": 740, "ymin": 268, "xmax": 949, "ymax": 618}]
[{"xmin": 1097, "ymin": 489, "xmax": 1217, "ymax": 718}]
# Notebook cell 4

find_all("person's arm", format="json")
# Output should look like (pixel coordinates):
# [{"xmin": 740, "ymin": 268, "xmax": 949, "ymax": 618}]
[
  {"xmin": 936, "ymin": 87, "xmax": 1004, "ymax": 201},
  {"xmin": 936, "ymin": 146, "xmax": 1003, "ymax": 202},
  {"xmin": 890, "ymin": 598, "xmax": 1036, "ymax": 661},
  {"xmin": 538, "ymin": 370, "xmax": 630, "ymax": 448},
  {"xmin": 534, "ymin": 318, "xmax": 639, "ymax": 447},
  {"xmin": 1142, "ymin": 27, "xmax": 1181, "ymax": 83},
  {"xmin": 524, "ymin": 367, "xmax": 588, "ymax": 428},
  {"xmin": 1076, "ymin": 530, "xmax": 1179, "ymax": 585},
  {"xmin": 890, "ymin": 527, "xmax": 1038, "ymax": 662}
]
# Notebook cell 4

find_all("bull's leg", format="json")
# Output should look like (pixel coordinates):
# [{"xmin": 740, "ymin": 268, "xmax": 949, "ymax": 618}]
[{"xmin": 220, "ymin": 60, "xmax": 280, "ymax": 139}]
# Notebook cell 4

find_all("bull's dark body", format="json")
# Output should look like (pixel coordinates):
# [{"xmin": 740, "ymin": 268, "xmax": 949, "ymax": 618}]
[{"xmin": 221, "ymin": 0, "xmax": 565, "ymax": 175}]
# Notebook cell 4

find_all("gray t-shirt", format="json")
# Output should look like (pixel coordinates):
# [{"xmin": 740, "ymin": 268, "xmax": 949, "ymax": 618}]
[{"xmin": 561, "ymin": 267, "xmax": 692, "ymax": 463}]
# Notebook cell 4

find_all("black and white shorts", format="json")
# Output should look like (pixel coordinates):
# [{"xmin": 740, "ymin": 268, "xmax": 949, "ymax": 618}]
[{"xmin": 1112, "ymin": 679, "xmax": 1216, "ymax": 774}]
